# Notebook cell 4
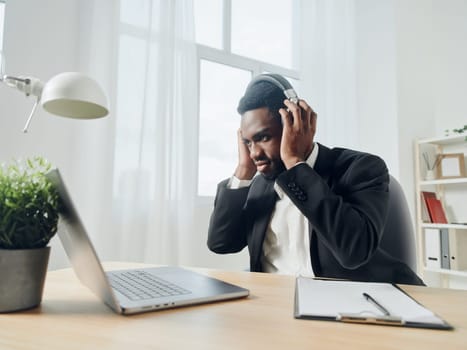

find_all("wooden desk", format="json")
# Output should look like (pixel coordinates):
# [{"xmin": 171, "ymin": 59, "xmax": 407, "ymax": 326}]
[{"xmin": 1, "ymin": 262, "xmax": 466, "ymax": 350}]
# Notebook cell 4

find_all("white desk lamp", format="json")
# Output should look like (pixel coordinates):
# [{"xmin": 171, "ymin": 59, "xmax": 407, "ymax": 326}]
[{"xmin": 0, "ymin": 71, "xmax": 109, "ymax": 132}]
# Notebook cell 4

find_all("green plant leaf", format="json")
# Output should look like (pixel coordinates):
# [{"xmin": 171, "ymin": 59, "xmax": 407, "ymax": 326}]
[{"xmin": 0, "ymin": 157, "xmax": 59, "ymax": 249}]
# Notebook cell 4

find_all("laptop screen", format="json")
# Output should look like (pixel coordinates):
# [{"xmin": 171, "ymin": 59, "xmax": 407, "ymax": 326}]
[{"xmin": 46, "ymin": 169, "xmax": 121, "ymax": 312}]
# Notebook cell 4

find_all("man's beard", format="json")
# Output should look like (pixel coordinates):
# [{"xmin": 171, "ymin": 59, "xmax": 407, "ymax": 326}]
[{"xmin": 260, "ymin": 159, "xmax": 287, "ymax": 180}]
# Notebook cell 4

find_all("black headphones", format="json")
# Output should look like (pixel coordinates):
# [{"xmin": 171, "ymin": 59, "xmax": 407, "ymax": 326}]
[{"xmin": 246, "ymin": 73, "xmax": 299, "ymax": 104}]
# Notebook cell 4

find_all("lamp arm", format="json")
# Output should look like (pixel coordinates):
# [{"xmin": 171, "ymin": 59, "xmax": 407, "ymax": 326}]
[
  {"xmin": 22, "ymin": 97, "xmax": 40, "ymax": 133},
  {"xmin": 1, "ymin": 74, "xmax": 45, "ymax": 132},
  {"xmin": 1, "ymin": 75, "xmax": 44, "ymax": 97}
]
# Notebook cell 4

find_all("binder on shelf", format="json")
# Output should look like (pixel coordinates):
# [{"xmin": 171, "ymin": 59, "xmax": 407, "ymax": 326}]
[
  {"xmin": 421, "ymin": 191, "xmax": 448, "ymax": 224},
  {"xmin": 424, "ymin": 228, "xmax": 441, "ymax": 268},
  {"xmin": 448, "ymin": 230, "xmax": 467, "ymax": 271},
  {"xmin": 440, "ymin": 228, "xmax": 450, "ymax": 269},
  {"xmin": 294, "ymin": 277, "xmax": 453, "ymax": 330}
]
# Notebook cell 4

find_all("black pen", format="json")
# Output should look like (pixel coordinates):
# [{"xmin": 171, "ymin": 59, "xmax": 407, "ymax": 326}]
[{"xmin": 362, "ymin": 292, "xmax": 391, "ymax": 316}]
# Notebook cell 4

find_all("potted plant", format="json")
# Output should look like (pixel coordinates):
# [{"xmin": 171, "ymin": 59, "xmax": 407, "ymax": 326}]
[{"xmin": 0, "ymin": 157, "xmax": 59, "ymax": 312}]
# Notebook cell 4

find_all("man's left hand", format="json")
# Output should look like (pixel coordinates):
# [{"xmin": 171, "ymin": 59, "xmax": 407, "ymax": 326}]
[{"xmin": 279, "ymin": 99, "xmax": 317, "ymax": 169}]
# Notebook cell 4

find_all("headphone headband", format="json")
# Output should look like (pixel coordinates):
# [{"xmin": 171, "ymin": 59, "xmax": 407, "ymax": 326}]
[{"xmin": 246, "ymin": 73, "xmax": 298, "ymax": 103}]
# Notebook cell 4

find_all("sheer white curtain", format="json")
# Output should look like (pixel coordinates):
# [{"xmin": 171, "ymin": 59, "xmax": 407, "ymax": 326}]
[
  {"xmin": 300, "ymin": 0, "xmax": 359, "ymax": 149},
  {"xmin": 77, "ymin": 0, "xmax": 198, "ymax": 265}
]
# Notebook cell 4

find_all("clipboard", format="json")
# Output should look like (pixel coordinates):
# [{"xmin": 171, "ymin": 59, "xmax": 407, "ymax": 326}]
[{"xmin": 294, "ymin": 276, "xmax": 453, "ymax": 330}]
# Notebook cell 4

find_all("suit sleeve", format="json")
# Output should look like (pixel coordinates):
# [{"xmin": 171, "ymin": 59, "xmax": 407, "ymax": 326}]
[
  {"xmin": 275, "ymin": 153, "xmax": 389, "ymax": 269},
  {"xmin": 207, "ymin": 179, "xmax": 250, "ymax": 254}
]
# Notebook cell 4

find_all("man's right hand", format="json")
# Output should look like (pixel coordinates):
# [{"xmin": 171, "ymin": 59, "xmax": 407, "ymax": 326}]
[{"xmin": 234, "ymin": 129, "xmax": 256, "ymax": 180}]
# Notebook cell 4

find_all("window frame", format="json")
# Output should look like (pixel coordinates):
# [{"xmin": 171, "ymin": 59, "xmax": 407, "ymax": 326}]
[{"xmin": 195, "ymin": 0, "xmax": 301, "ymax": 199}]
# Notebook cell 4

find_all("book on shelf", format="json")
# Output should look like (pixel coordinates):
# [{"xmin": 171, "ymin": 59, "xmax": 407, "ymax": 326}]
[
  {"xmin": 426, "ymin": 197, "xmax": 448, "ymax": 224},
  {"xmin": 420, "ymin": 193, "xmax": 431, "ymax": 222},
  {"xmin": 421, "ymin": 191, "xmax": 448, "ymax": 224}
]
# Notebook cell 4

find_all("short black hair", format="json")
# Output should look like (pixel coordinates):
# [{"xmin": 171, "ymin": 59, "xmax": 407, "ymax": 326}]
[{"xmin": 237, "ymin": 81, "xmax": 285, "ymax": 118}]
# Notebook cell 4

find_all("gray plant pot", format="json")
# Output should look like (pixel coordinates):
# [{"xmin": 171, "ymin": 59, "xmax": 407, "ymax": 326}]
[{"xmin": 0, "ymin": 246, "xmax": 50, "ymax": 312}]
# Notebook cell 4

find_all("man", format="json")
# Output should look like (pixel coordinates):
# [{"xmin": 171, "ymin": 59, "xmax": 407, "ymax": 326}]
[{"xmin": 207, "ymin": 74, "xmax": 423, "ymax": 285}]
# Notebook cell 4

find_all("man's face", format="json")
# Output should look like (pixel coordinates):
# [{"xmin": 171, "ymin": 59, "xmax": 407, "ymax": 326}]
[{"xmin": 240, "ymin": 107, "xmax": 285, "ymax": 180}]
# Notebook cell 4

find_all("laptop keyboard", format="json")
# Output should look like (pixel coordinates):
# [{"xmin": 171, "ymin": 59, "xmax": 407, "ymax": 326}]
[{"xmin": 107, "ymin": 270, "xmax": 191, "ymax": 301}]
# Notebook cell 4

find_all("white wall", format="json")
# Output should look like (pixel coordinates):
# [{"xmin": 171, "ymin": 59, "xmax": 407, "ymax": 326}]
[
  {"xmin": 355, "ymin": 0, "xmax": 399, "ymax": 177},
  {"xmin": 432, "ymin": 0, "xmax": 467, "ymax": 132},
  {"xmin": 393, "ymin": 0, "xmax": 438, "ymax": 222},
  {"xmin": 0, "ymin": 0, "xmax": 81, "ymax": 269},
  {"xmin": 0, "ymin": 0, "xmax": 79, "ymax": 158}
]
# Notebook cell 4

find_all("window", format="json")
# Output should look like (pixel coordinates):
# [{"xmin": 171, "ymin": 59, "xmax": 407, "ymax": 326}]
[
  {"xmin": 198, "ymin": 60, "xmax": 251, "ymax": 196},
  {"xmin": 193, "ymin": 0, "xmax": 223, "ymax": 49},
  {"xmin": 231, "ymin": 0, "xmax": 297, "ymax": 69},
  {"xmin": 113, "ymin": 1, "xmax": 153, "ymax": 198},
  {"xmin": 195, "ymin": 0, "xmax": 300, "ymax": 196}
]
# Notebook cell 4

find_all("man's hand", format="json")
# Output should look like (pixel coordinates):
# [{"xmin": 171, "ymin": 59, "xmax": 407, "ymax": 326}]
[
  {"xmin": 234, "ymin": 129, "xmax": 256, "ymax": 180},
  {"xmin": 279, "ymin": 99, "xmax": 317, "ymax": 169}
]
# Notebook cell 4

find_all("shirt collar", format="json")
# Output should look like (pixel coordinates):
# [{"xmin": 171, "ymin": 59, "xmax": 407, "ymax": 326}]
[{"xmin": 306, "ymin": 142, "xmax": 319, "ymax": 169}]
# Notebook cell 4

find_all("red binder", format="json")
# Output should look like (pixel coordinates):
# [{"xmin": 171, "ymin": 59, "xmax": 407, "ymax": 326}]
[{"xmin": 422, "ymin": 192, "xmax": 448, "ymax": 224}]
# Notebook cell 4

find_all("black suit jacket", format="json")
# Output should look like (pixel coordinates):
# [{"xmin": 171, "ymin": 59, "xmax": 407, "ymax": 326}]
[{"xmin": 207, "ymin": 144, "xmax": 423, "ymax": 285}]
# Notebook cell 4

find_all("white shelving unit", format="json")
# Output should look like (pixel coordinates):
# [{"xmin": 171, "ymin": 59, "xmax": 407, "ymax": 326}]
[{"xmin": 414, "ymin": 134, "xmax": 467, "ymax": 289}]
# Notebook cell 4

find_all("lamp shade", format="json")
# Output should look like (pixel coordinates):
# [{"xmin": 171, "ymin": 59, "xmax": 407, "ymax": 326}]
[{"xmin": 41, "ymin": 72, "xmax": 109, "ymax": 119}]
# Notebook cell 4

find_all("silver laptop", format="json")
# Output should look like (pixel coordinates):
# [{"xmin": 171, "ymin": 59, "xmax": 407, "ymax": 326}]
[{"xmin": 47, "ymin": 169, "xmax": 249, "ymax": 315}]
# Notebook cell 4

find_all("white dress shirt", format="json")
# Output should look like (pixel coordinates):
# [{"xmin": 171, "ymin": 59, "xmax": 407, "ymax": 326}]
[{"xmin": 228, "ymin": 144, "xmax": 319, "ymax": 276}]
